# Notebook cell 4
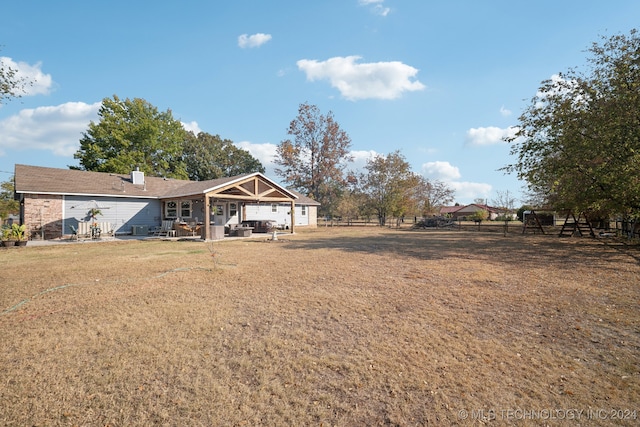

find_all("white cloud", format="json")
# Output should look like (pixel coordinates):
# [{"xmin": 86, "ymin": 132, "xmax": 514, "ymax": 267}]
[
  {"xmin": 348, "ymin": 149, "xmax": 378, "ymax": 172},
  {"xmin": 0, "ymin": 56, "xmax": 53, "ymax": 98},
  {"xmin": 372, "ymin": 5, "xmax": 391, "ymax": 16},
  {"xmin": 297, "ymin": 56, "xmax": 424, "ymax": 101},
  {"xmin": 237, "ymin": 33, "xmax": 272, "ymax": 49},
  {"xmin": 236, "ymin": 140, "xmax": 278, "ymax": 164},
  {"xmin": 0, "ymin": 102, "xmax": 100, "ymax": 157},
  {"xmin": 448, "ymin": 181, "xmax": 492, "ymax": 202},
  {"xmin": 466, "ymin": 126, "xmax": 518, "ymax": 146},
  {"xmin": 235, "ymin": 140, "xmax": 279, "ymax": 177},
  {"xmin": 181, "ymin": 121, "xmax": 202, "ymax": 134},
  {"xmin": 421, "ymin": 160, "xmax": 492, "ymax": 204},
  {"xmin": 535, "ymin": 73, "xmax": 586, "ymax": 109},
  {"xmin": 358, "ymin": 0, "xmax": 390, "ymax": 16},
  {"xmin": 421, "ymin": 161, "xmax": 461, "ymax": 181},
  {"xmin": 500, "ymin": 105, "xmax": 512, "ymax": 117}
]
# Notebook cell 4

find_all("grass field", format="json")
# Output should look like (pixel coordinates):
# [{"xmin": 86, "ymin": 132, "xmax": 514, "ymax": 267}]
[{"xmin": 1, "ymin": 227, "xmax": 639, "ymax": 426}]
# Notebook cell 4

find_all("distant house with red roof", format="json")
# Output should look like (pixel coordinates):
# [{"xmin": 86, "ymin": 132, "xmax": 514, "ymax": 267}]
[{"xmin": 439, "ymin": 203, "xmax": 502, "ymax": 220}]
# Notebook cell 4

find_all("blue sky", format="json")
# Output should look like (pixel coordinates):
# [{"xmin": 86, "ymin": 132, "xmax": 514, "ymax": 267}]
[{"xmin": 1, "ymin": 1, "xmax": 638, "ymax": 205}]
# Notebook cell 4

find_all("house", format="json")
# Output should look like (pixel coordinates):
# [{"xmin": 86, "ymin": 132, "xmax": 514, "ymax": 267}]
[
  {"xmin": 439, "ymin": 206, "xmax": 462, "ymax": 217},
  {"xmin": 13, "ymin": 164, "xmax": 319, "ymax": 240},
  {"xmin": 439, "ymin": 203, "xmax": 501, "ymax": 220}
]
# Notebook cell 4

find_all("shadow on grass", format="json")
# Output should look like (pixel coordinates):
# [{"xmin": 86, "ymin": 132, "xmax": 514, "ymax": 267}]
[{"xmin": 282, "ymin": 229, "xmax": 638, "ymax": 270}]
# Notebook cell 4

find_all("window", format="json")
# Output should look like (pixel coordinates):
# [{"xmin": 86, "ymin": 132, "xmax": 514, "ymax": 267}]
[
  {"xmin": 301, "ymin": 205, "xmax": 306, "ymax": 216},
  {"xmin": 165, "ymin": 201, "xmax": 177, "ymax": 218},
  {"xmin": 181, "ymin": 201, "xmax": 192, "ymax": 218},
  {"xmin": 271, "ymin": 204, "xmax": 278, "ymax": 213},
  {"xmin": 230, "ymin": 203, "xmax": 237, "ymax": 217},
  {"xmin": 165, "ymin": 200, "xmax": 192, "ymax": 219}
]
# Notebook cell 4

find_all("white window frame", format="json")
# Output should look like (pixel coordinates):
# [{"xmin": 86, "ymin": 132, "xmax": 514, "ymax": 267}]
[
  {"xmin": 301, "ymin": 205, "xmax": 307, "ymax": 216},
  {"xmin": 165, "ymin": 201, "xmax": 178, "ymax": 219},
  {"xmin": 180, "ymin": 200, "xmax": 192, "ymax": 218}
]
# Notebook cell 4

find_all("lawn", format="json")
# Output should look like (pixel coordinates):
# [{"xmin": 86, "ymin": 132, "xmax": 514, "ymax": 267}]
[{"xmin": 1, "ymin": 227, "xmax": 639, "ymax": 426}]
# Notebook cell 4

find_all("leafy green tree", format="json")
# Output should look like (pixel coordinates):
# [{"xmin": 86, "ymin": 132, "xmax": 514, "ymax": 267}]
[
  {"xmin": 274, "ymin": 102, "xmax": 353, "ymax": 215},
  {"xmin": 469, "ymin": 209, "xmax": 488, "ymax": 223},
  {"xmin": 360, "ymin": 151, "xmax": 421, "ymax": 226},
  {"xmin": 183, "ymin": 132, "xmax": 264, "ymax": 180},
  {"xmin": 73, "ymin": 95, "xmax": 189, "ymax": 179},
  {"xmin": 0, "ymin": 177, "xmax": 19, "ymax": 221},
  {"xmin": 0, "ymin": 51, "xmax": 32, "ymax": 105},
  {"xmin": 503, "ymin": 29, "xmax": 640, "ymax": 217}
]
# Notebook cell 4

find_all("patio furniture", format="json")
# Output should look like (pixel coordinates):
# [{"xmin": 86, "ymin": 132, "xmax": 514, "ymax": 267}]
[
  {"xmin": 153, "ymin": 220, "xmax": 176, "ymax": 237},
  {"xmin": 69, "ymin": 225, "xmax": 78, "ymax": 240}
]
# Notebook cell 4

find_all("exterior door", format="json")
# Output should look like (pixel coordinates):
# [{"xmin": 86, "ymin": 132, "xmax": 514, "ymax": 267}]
[{"xmin": 228, "ymin": 202, "xmax": 239, "ymax": 225}]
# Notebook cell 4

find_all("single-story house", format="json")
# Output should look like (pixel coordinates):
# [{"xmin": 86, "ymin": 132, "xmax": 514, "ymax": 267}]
[
  {"xmin": 13, "ymin": 164, "xmax": 319, "ymax": 240},
  {"xmin": 440, "ymin": 203, "xmax": 502, "ymax": 220}
]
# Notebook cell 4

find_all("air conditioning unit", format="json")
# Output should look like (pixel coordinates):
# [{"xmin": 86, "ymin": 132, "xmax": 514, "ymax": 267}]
[{"xmin": 131, "ymin": 225, "xmax": 149, "ymax": 235}]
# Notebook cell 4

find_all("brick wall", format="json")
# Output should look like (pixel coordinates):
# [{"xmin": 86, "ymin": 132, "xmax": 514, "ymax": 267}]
[{"xmin": 22, "ymin": 194, "xmax": 63, "ymax": 240}]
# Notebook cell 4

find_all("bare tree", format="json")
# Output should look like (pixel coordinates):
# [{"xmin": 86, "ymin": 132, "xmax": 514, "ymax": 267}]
[
  {"xmin": 418, "ymin": 178, "xmax": 455, "ymax": 216},
  {"xmin": 491, "ymin": 190, "xmax": 517, "ymax": 218}
]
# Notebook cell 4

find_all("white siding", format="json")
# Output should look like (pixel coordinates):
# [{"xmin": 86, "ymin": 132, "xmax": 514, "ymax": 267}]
[{"xmin": 244, "ymin": 203, "xmax": 312, "ymax": 228}]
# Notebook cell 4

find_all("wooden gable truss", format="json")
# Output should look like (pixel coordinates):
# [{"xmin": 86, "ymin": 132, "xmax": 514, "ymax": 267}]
[
  {"xmin": 210, "ymin": 175, "xmax": 294, "ymax": 203},
  {"xmin": 203, "ymin": 175, "xmax": 296, "ymax": 238}
]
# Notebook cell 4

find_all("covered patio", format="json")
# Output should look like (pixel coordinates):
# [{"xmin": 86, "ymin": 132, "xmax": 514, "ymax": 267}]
[{"xmin": 159, "ymin": 173, "xmax": 298, "ymax": 241}]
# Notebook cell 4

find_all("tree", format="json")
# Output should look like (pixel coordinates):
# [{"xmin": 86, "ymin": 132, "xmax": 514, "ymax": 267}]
[
  {"xmin": 0, "ymin": 177, "xmax": 19, "ymax": 221},
  {"xmin": 333, "ymin": 175, "xmax": 368, "ymax": 225},
  {"xmin": 418, "ymin": 178, "xmax": 455, "ymax": 216},
  {"xmin": 491, "ymin": 189, "xmax": 517, "ymax": 219},
  {"xmin": 274, "ymin": 102, "xmax": 353, "ymax": 215},
  {"xmin": 334, "ymin": 191, "xmax": 363, "ymax": 225},
  {"xmin": 0, "ymin": 52, "xmax": 32, "ymax": 105},
  {"xmin": 503, "ymin": 29, "xmax": 640, "ymax": 218},
  {"xmin": 183, "ymin": 132, "xmax": 264, "ymax": 180},
  {"xmin": 360, "ymin": 151, "xmax": 421, "ymax": 226},
  {"xmin": 74, "ymin": 95, "xmax": 189, "ymax": 179},
  {"xmin": 469, "ymin": 209, "xmax": 488, "ymax": 224}
]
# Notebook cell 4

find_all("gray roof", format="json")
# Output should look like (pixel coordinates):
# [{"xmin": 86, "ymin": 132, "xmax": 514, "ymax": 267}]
[
  {"xmin": 285, "ymin": 188, "xmax": 320, "ymax": 206},
  {"xmin": 14, "ymin": 164, "xmax": 312, "ymax": 204}
]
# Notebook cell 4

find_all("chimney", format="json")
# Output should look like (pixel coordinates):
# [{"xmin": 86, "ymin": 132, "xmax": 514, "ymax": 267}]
[{"xmin": 131, "ymin": 168, "xmax": 145, "ymax": 186}]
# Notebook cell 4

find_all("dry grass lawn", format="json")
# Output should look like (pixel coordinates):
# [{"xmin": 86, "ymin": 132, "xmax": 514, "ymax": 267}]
[{"xmin": 1, "ymin": 227, "xmax": 639, "ymax": 426}]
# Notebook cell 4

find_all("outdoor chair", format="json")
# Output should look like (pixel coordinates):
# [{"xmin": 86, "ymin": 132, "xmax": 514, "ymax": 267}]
[
  {"xmin": 69, "ymin": 225, "xmax": 78, "ymax": 240},
  {"xmin": 153, "ymin": 220, "xmax": 176, "ymax": 237}
]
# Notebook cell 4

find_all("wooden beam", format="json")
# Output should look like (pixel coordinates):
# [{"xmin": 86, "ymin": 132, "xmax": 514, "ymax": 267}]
[
  {"xmin": 204, "ymin": 196, "xmax": 211, "ymax": 240},
  {"xmin": 290, "ymin": 200, "xmax": 295, "ymax": 234}
]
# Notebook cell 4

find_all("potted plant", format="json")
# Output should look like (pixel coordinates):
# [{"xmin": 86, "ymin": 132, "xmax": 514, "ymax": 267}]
[
  {"xmin": 88, "ymin": 208, "xmax": 102, "ymax": 223},
  {"xmin": 1, "ymin": 226, "xmax": 14, "ymax": 247},
  {"xmin": 11, "ymin": 223, "xmax": 27, "ymax": 246}
]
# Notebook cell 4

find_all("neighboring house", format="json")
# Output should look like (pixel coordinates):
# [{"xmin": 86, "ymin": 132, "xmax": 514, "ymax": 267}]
[
  {"xmin": 439, "ymin": 203, "xmax": 501, "ymax": 220},
  {"xmin": 13, "ymin": 164, "xmax": 319, "ymax": 240},
  {"xmin": 439, "ymin": 206, "xmax": 462, "ymax": 217}
]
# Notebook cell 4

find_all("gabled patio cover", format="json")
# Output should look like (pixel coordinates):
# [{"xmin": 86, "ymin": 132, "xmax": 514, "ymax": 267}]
[{"xmin": 160, "ymin": 172, "xmax": 298, "ymax": 238}]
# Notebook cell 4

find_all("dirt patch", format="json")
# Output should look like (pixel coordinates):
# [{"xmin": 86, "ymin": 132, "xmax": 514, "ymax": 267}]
[{"xmin": 1, "ymin": 227, "xmax": 639, "ymax": 425}]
